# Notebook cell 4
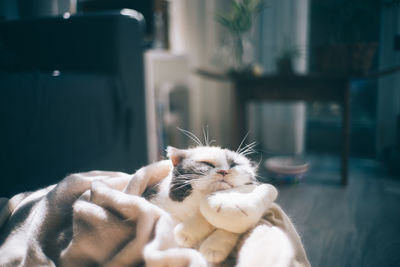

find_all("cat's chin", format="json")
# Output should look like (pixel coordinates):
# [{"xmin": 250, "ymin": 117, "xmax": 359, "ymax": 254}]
[{"xmin": 212, "ymin": 181, "xmax": 233, "ymax": 191}]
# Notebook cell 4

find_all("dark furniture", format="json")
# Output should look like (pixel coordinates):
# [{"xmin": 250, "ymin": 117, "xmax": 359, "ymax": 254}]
[
  {"xmin": 0, "ymin": 11, "xmax": 148, "ymax": 197},
  {"xmin": 78, "ymin": 0, "xmax": 154, "ymax": 37},
  {"xmin": 230, "ymin": 68, "xmax": 400, "ymax": 185},
  {"xmin": 196, "ymin": 70, "xmax": 351, "ymax": 185},
  {"xmin": 233, "ymin": 74, "xmax": 351, "ymax": 185}
]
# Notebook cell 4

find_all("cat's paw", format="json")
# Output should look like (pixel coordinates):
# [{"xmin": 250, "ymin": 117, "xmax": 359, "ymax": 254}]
[
  {"xmin": 199, "ymin": 229, "xmax": 238, "ymax": 263},
  {"xmin": 174, "ymin": 223, "xmax": 200, "ymax": 248},
  {"xmin": 199, "ymin": 244, "xmax": 229, "ymax": 263},
  {"xmin": 200, "ymin": 184, "xmax": 278, "ymax": 233},
  {"xmin": 210, "ymin": 202, "xmax": 248, "ymax": 217}
]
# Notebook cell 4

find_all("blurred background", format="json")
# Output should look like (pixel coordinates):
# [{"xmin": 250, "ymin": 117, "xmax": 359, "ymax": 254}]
[{"xmin": 1, "ymin": 0, "xmax": 400, "ymax": 266}]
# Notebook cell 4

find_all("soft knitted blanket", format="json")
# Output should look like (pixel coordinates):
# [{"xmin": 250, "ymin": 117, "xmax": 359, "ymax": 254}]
[{"xmin": 0, "ymin": 160, "xmax": 310, "ymax": 267}]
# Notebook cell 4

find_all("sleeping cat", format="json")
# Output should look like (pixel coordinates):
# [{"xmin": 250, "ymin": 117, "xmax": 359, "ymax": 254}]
[{"xmin": 142, "ymin": 145, "xmax": 264, "ymax": 263}]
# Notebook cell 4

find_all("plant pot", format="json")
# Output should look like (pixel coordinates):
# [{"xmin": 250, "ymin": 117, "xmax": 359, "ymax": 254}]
[
  {"xmin": 265, "ymin": 156, "xmax": 309, "ymax": 184},
  {"xmin": 276, "ymin": 57, "xmax": 294, "ymax": 74}
]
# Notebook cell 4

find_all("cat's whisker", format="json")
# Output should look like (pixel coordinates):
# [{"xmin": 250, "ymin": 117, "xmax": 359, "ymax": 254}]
[
  {"xmin": 172, "ymin": 180, "xmax": 193, "ymax": 186},
  {"xmin": 206, "ymin": 126, "xmax": 210, "ymax": 146},
  {"xmin": 174, "ymin": 169, "xmax": 207, "ymax": 177},
  {"xmin": 254, "ymin": 173, "xmax": 263, "ymax": 178},
  {"xmin": 177, "ymin": 127, "xmax": 203, "ymax": 147},
  {"xmin": 173, "ymin": 174, "xmax": 207, "ymax": 181},
  {"xmin": 236, "ymin": 131, "xmax": 251, "ymax": 154},
  {"xmin": 250, "ymin": 179, "xmax": 261, "ymax": 186},
  {"xmin": 203, "ymin": 127, "xmax": 207, "ymax": 146},
  {"xmin": 242, "ymin": 150, "xmax": 257, "ymax": 157},
  {"xmin": 172, "ymin": 178, "xmax": 193, "ymax": 184},
  {"xmin": 163, "ymin": 144, "xmax": 261, "ymax": 210},
  {"xmin": 170, "ymin": 177, "xmax": 217, "ymax": 191},
  {"xmin": 239, "ymin": 141, "xmax": 257, "ymax": 153},
  {"xmin": 173, "ymin": 177, "xmax": 215, "ymax": 187},
  {"xmin": 241, "ymin": 151, "xmax": 256, "ymax": 157},
  {"xmin": 171, "ymin": 179, "xmax": 192, "ymax": 184},
  {"xmin": 239, "ymin": 142, "xmax": 258, "ymax": 156},
  {"xmin": 175, "ymin": 174, "xmax": 213, "ymax": 181},
  {"xmin": 175, "ymin": 170, "xmax": 207, "ymax": 176},
  {"xmin": 243, "ymin": 141, "xmax": 257, "ymax": 149},
  {"xmin": 172, "ymin": 175, "xmax": 196, "ymax": 182},
  {"xmin": 175, "ymin": 172, "xmax": 199, "ymax": 177},
  {"xmin": 144, "ymin": 143, "xmax": 286, "ymax": 264},
  {"xmin": 170, "ymin": 183, "xmax": 192, "ymax": 191},
  {"xmin": 239, "ymin": 143, "xmax": 256, "ymax": 155},
  {"xmin": 254, "ymin": 154, "xmax": 264, "ymax": 170},
  {"xmin": 241, "ymin": 147, "xmax": 256, "ymax": 154},
  {"xmin": 202, "ymin": 125, "xmax": 211, "ymax": 146},
  {"xmin": 238, "ymin": 144, "xmax": 255, "ymax": 155},
  {"xmin": 175, "ymin": 172, "xmax": 207, "ymax": 179}
]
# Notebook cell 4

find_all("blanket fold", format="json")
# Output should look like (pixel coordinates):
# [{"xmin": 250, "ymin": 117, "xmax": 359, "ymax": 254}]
[{"xmin": 0, "ymin": 161, "xmax": 309, "ymax": 267}]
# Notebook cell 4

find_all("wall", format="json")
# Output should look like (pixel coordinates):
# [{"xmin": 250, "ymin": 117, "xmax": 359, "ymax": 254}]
[
  {"xmin": 169, "ymin": 0, "xmax": 234, "ymax": 148},
  {"xmin": 377, "ymin": 3, "xmax": 400, "ymax": 154},
  {"xmin": 0, "ymin": 0, "xmax": 18, "ymax": 19},
  {"xmin": 250, "ymin": 0, "xmax": 309, "ymax": 155},
  {"xmin": 168, "ymin": 0, "xmax": 310, "ymax": 153}
]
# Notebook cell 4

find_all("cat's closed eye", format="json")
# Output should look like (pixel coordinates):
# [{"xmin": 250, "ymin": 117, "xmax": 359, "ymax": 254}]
[
  {"xmin": 199, "ymin": 161, "xmax": 215, "ymax": 168},
  {"xmin": 230, "ymin": 162, "xmax": 238, "ymax": 168}
]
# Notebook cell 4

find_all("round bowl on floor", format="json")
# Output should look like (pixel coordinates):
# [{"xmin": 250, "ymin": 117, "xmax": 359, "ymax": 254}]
[{"xmin": 264, "ymin": 156, "xmax": 309, "ymax": 184}]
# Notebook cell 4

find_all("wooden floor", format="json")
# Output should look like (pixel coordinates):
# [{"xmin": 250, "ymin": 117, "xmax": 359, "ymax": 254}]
[{"xmin": 272, "ymin": 154, "xmax": 400, "ymax": 267}]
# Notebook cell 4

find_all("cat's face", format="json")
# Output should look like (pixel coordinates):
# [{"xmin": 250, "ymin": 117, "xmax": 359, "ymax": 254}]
[{"xmin": 167, "ymin": 146, "xmax": 257, "ymax": 202}]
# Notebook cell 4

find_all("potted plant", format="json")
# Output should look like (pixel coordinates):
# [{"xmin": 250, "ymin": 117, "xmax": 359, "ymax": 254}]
[
  {"xmin": 275, "ymin": 41, "xmax": 301, "ymax": 74},
  {"xmin": 215, "ymin": 0, "xmax": 266, "ymax": 73}
]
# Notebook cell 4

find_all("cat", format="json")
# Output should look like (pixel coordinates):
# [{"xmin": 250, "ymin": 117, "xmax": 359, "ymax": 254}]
[{"xmin": 142, "ymin": 144, "xmax": 261, "ymax": 263}]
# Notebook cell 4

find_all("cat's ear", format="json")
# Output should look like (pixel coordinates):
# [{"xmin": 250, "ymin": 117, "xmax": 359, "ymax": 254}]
[{"xmin": 166, "ymin": 146, "xmax": 187, "ymax": 167}]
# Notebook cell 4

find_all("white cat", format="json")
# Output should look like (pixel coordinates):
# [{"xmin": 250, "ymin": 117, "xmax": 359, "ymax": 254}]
[{"xmin": 143, "ymin": 145, "xmax": 277, "ymax": 264}]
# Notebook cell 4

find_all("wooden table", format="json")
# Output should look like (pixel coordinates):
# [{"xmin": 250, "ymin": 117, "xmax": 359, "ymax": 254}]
[
  {"xmin": 196, "ymin": 70, "xmax": 352, "ymax": 185},
  {"xmin": 233, "ymin": 74, "xmax": 351, "ymax": 185},
  {"xmin": 196, "ymin": 67, "xmax": 400, "ymax": 186}
]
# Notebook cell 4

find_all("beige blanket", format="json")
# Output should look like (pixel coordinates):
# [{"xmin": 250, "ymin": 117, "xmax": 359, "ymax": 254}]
[{"xmin": 0, "ymin": 160, "xmax": 310, "ymax": 267}]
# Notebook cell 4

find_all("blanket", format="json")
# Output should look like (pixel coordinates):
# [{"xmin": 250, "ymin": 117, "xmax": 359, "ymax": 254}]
[{"xmin": 0, "ymin": 160, "xmax": 310, "ymax": 267}]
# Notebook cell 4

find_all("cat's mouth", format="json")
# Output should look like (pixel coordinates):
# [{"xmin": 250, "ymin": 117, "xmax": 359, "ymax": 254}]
[{"xmin": 214, "ymin": 179, "xmax": 233, "ymax": 191}]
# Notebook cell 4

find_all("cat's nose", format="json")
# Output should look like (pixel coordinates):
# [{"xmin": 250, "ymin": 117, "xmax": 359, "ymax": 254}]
[{"xmin": 217, "ymin": 170, "xmax": 228, "ymax": 176}]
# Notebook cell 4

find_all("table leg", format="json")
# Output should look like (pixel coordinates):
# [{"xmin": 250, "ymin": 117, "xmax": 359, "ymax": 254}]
[
  {"xmin": 234, "ymin": 86, "xmax": 246, "ymax": 148},
  {"xmin": 341, "ymin": 83, "xmax": 351, "ymax": 185}
]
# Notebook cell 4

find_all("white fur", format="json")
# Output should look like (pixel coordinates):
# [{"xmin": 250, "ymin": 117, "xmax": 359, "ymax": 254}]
[
  {"xmin": 199, "ymin": 229, "xmax": 239, "ymax": 263},
  {"xmin": 236, "ymin": 225, "xmax": 295, "ymax": 267},
  {"xmin": 200, "ymin": 184, "xmax": 278, "ymax": 233},
  {"xmin": 150, "ymin": 146, "xmax": 278, "ymax": 263},
  {"xmin": 151, "ymin": 146, "xmax": 256, "ymax": 223},
  {"xmin": 173, "ymin": 212, "xmax": 214, "ymax": 248},
  {"xmin": 151, "ymin": 175, "xmax": 203, "ymax": 222}
]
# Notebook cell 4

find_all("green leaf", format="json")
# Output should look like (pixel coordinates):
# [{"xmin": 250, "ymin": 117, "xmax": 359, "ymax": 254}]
[{"xmin": 215, "ymin": 0, "xmax": 268, "ymax": 34}]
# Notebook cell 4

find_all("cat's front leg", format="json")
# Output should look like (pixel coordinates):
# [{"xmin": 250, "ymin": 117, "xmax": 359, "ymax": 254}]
[
  {"xmin": 199, "ymin": 229, "xmax": 239, "ymax": 263},
  {"xmin": 200, "ymin": 184, "xmax": 278, "ymax": 233},
  {"xmin": 174, "ymin": 212, "xmax": 215, "ymax": 248}
]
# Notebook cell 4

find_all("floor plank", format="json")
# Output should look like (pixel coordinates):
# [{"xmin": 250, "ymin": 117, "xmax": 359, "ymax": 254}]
[{"xmin": 269, "ymin": 154, "xmax": 400, "ymax": 267}]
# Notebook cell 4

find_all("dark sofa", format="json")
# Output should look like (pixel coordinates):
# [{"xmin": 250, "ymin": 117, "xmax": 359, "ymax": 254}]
[{"xmin": 0, "ymin": 10, "xmax": 148, "ymax": 197}]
